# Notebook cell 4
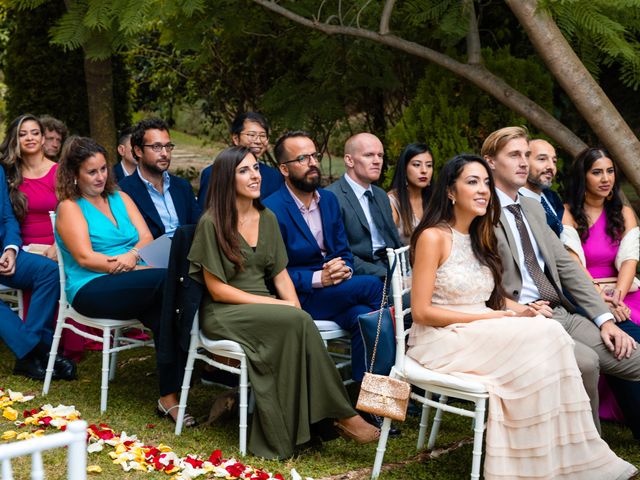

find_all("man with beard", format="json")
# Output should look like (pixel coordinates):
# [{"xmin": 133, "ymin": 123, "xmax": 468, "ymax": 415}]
[
  {"xmin": 120, "ymin": 118, "xmax": 201, "ymax": 239},
  {"xmin": 519, "ymin": 139, "xmax": 564, "ymax": 236},
  {"xmin": 327, "ymin": 133, "xmax": 402, "ymax": 280},
  {"xmin": 263, "ymin": 131, "xmax": 384, "ymax": 386}
]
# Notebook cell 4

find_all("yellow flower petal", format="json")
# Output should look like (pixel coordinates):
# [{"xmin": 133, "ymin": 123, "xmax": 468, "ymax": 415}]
[
  {"xmin": 1, "ymin": 430, "xmax": 17, "ymax": 440},
  {"xmin": 16, "ymin": 432, "xmax": 31, "ymax": 440},
  {"xmin": 2, "ymin": 407, "xmax": 18, "ymax": 421},
  {"xmin": 87, "ymin": 465, "xmax": 102, "ymax": 473}
]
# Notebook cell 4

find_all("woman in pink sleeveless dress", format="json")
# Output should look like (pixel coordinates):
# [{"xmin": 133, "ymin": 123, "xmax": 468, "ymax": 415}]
[{"xmin": 562, "ymin": 147, "xmax": 639, "ymax": 431}]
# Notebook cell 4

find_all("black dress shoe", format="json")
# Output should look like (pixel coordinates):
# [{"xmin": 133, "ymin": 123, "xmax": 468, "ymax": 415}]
[
  {"xmin": 359, "ymin": 411, "xmax": 401, "ymax": 438},
  {"xmin": 14, "ymin": 355, "xmax": 46, "ymax": 380},
  {"xmin": 52, "ymin": 355, "xmax": 77, "ymax": 381}
]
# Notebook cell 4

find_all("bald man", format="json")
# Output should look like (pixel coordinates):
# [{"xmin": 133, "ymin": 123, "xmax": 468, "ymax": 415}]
[
  {"xmin": 326, "ymin": 133, "xmax": 402, "ymax": 279},
  {"xmin": 519, "ymin": 139, "xmax": 565, "ymax": 236}
]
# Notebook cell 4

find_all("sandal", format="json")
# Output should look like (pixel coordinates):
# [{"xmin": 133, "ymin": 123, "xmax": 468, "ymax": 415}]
[
  {"xmin": 334, "ymin": 418, "xmax": 380, "ymax": 444},
  {"xmin": 157, "ymin": 400, "xmax": 197, "ymax": 428}
]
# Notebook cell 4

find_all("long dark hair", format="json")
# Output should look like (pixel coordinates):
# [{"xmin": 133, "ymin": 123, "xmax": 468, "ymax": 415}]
[
  {"xmin": 204, "ymin": 146, "xmax": 264, "ymax": 271},
  {"xmin": 0, "ymin": 114, "xmax": 44, "ymax": 221},
  {"xmin": 410, "ymin": 154, "xmax": 506, "ymax": 309},
  {"xmin": 565, "ymin": 147, "xmax": 624, "ymax": 243},
  {"xmin": 389, "ymin": 143, "xmax": 432, "ymax": 239}
]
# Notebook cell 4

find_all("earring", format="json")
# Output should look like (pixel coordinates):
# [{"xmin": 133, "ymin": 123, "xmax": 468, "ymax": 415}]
[
  {"xmin": 451, "ymin": 198, "xmax": 456, "ymax": 205},
  {"xmin": 74, "ymin": 179, "xmax": 77, "ymax": 186}
]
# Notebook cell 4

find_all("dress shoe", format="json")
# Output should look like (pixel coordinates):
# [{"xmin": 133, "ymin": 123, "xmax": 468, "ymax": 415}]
[
  {"xmin": 52, "ymin": 355, "xmax": 77, "ymax": 381},
  {"xmin": 14, "ymin": 355, "xmax": 46, "ymax": 380},
  {"xmin": 359, "ymin": 411, "xmax": 402, "ymax": 438},
  {"xmin": 334, "ymin": 417, "xmax": 380, "ymax": 444}
]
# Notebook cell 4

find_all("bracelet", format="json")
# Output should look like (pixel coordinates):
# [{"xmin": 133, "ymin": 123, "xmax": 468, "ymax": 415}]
[{"xmin": 129, "ymin": 247, "xmax": 141, "ymax": 263}]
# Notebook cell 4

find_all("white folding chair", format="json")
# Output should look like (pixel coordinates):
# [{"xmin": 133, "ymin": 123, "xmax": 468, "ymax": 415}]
[
  {"xmin": 0, "ymin": 284, "xmax": 24, "ymax": 318},
  {"xmin": 42, "ymin": 212, "xmax": 154, "ymax": 413},
  {"xmin": 313, "ymin": 320, "xmax": 352, "ymax": 384},
  {"xmin": 175, "ymin": 309, "xmax": 250, "ymax": 456},
  {"xmin": 0, "ymin": 420, "xmax": 87, "ymax": 480},
  {"xmin": 371, "ymin": 246, "xmax": 489, "ymax": 480}
]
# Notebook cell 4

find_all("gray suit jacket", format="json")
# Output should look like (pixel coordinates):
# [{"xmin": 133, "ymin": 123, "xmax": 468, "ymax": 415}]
[
  {"xmin": 495, "ymin": 195, "xmax": 609, "ymax": 320},
  {"xmin": 326, "ymin": 175, "xmax": 402, "ymax": 278}
]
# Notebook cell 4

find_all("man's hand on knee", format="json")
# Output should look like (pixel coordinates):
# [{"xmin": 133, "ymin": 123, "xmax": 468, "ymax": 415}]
[
  {"xmin": 601, "ymin": 320, "xmax": 637, "ymax": 360},
  {"xmin": 0, "ymin": 249, "xmax": 17, "ymax": 276}
]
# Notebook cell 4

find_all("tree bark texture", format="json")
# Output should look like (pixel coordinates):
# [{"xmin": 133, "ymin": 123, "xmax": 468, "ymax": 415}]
[
  {"xmin": 83, "ymin": 56, "xmax": 117, "ymax": 162},
  {"xmin": 506, "ymin": 0, "xmax": 640, "ymax": 194}
]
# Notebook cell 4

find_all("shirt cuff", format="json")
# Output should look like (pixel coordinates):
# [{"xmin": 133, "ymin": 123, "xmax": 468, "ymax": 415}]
[
  {"xmin": 594, "ymin": 312, "xmax": 614, "ymax": 328},
  {"xmin": 312, "ymin": 270, "xmax": 323, "ymax": 288},
  {"xmin": 4, "ymin": 245, "xmax": 19, "ymax": 254}
]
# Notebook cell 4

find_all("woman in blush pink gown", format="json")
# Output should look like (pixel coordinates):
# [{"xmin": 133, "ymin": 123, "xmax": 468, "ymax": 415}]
[{"xmin": 562, "ymin": 147, "xmax": 640, "ymax": 434}]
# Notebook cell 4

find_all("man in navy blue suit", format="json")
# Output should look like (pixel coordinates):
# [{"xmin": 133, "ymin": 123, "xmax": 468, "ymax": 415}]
[
  {"xmin": 198, "ymin": 112, "xmax": 282, "ymax": 209},
  {"xmin": 519, "ymin": 139, "xmax": 564, "ymax": 236},
  {"xmin": 120, "ymin": 118, "xmax": 201, "ymax": 239},
  {"xmin": 113, "ymin": 127, "xmax": 137, "ymax": 183},
  {"xmin": 263, "ymin": 131, "xmax": 383, "ymax": 384},
  {"xmin": 0, "ymin": 167, "xmax": 74, "ymax": 380}
]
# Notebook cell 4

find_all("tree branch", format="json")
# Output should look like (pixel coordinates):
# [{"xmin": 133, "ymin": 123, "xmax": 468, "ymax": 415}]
[
  {"xmin": 465, "ymin": 0, "xmax": 482, "ymax": 64},
  {"xmin": 252, "ymin": 0, "xmax": 587, "ymax": 155},
  {"xmin": 379, "ymin": 0, "xmax": 396, "ymax": 34}
]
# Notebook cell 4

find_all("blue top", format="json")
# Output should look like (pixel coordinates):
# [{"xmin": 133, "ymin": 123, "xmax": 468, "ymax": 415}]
[{"xmin": 55, "ymin": 192, "xmax": 139, "ymax": 303}]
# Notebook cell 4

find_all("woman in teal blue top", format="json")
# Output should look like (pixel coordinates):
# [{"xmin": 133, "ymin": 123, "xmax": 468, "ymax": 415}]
[{"xmin": 55, "ymin": 137, "xmax": 194, "ymax": 427}]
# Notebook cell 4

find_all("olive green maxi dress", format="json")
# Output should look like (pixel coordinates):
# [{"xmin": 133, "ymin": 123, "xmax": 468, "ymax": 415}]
[{"xmin": 188, "ymin": 210, "xmax": 356, "ymax": 459}]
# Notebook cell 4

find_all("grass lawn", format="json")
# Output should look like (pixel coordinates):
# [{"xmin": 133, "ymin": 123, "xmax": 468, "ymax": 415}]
[{"xmin": 1, "ymin": 341, "xmax": 640, "ymax": 479}]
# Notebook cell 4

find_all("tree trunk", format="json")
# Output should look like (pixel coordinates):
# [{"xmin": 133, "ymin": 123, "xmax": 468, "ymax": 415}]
[
  {"xmin": 83, "ymin": 56, "xmax": 117, "ymax": 162},
  {"xmin": 506, "ymin": 0, "xmax": 640, "ymax": 194}
]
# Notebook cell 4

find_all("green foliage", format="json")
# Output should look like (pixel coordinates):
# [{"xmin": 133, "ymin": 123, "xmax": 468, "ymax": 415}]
[{"xmin": 387, "ymin": 48, "xmax": 555, "ymax": 172}]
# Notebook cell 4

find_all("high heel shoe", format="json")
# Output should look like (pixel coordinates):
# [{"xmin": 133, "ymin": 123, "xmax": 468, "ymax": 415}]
[
  {"xmin": 334, "ymin": 417, "xmax": 380, "ymax": 444},
  {"xmin": 157, "ymin": 400, "xmax": 197, "ymax": 428}
]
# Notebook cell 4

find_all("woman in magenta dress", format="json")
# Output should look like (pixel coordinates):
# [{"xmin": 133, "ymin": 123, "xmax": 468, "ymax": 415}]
[{"xmin": 562, "ymin": 147, "xmax": 640, "ymax": 430}]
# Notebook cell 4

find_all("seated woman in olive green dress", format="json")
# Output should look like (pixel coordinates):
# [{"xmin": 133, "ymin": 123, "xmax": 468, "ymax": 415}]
[{"xmin": 188, "ymin": 146, "xmax": 379, "ymax": 459}]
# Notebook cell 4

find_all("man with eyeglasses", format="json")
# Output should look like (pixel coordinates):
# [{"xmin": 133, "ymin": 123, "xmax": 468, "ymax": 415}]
[
  {"xmin": 197, "ymin": 111, "xmax": 283, "ymax": 209},
  {"xmin": 327, "ymin": 133, "xmax": 402, "ymax": 280},
  {"xmin": 120, "ymin": 118, "xmax": 201, "ymax": 239}
]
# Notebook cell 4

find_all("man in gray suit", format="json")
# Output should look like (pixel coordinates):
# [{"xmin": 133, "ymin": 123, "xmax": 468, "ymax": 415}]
[
  {"xmin": 483, "ymin": 126, "xmax": 640, "ymax": 432},
  {"xmin": 326, "ymin": 133, "xmax": 403, "ymax": 279}
]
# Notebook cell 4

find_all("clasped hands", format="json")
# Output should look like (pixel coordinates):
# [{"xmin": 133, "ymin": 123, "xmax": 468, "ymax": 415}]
[
  {"xmin": 107, "ymin": 250, "xmax": 139, "ymax": 274},
  {"xmin": 321, "ymin": 257, "xmax": 352, "ymax": 287},
  {"xmin": 599, "ymin": 286, "xmax": 631, "ymax": 323}
]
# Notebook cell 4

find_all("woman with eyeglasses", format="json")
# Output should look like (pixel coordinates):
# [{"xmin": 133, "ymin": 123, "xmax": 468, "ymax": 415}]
[
  {"xmin": 55, "ymin": 137, "xmax": 191, "ymax": 426},
  {"xmin": 388, "ymin": 143, "xmax": 434, "ymax": 245},
  {"xmin": 189, "ymin": 145, "xmax": 379, "ymax": 460}
]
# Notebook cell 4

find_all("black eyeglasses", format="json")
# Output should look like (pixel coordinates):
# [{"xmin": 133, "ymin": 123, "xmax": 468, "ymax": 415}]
[
  {"xmin": 282, "ymin": 152, "xmax": 323, "ymax": 166},
  {"xmin": 143, "ymin": 143, "xmax": 175, "ymax": 153}
]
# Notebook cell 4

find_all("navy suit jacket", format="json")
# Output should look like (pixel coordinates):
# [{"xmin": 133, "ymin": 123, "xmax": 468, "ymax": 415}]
[
  {"xmin": 198, "ymin": 161, "xmax": 283, "ymax": 209},
  {"xmin": 543, "ymin": 188, "xmax": 564, "ymax": 221},
  {"xmin": 112, "ymin": 162, "xmax": 127, "ymax": 183},
  {"xmin": 263, "ymin": 184, "xmax": 354, "ymax": 295},
  {"xmin": 0, "ymin": 167, "xmax": 22, "ymax": 250},
  {"xmin": 326, "ymin": 175, "xmax": 402, "ymax": 278},
  {"xmin": 119, "ymin": 171, "xmax": 201, "ymax": 239}
]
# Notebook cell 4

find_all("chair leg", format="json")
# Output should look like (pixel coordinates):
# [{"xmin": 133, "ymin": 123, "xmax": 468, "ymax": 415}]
[
  {"xmin": 109, "ymin": 329, "xmax": 121, "ymax": 382},
  {"xmin": 100, "ymin": 327, "xmax": 111, "ymax": 413},
  {"xmin": 416, "ymin": 391, "xmax": 432, "ymax": 450},
  {"xmin": 175, "ymin": 350, "xmax": 198, "ymax": 436},
  {"xmin": 470, "ymin": 398, "xmax": 486, "ymax": 480},
  {"xmin": 31, "ymin": 451, "xmax": 44, "ymax": 480},
  {"xmin": 371, "ymin": 416, "xmax": 392, "ymax": 479},
  {"xmin": 43, "ymin": 309, "xmax": 66, "ymax": 396},
  {"xmin": 427, "ymin": 394, "xmax": 448, "ymax": 449},
  {"xmin": 238, "ymin": 357, "xmax": 249, "ymax": 456}
]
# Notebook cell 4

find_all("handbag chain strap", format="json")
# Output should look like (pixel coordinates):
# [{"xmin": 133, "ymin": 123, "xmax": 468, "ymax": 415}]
[{"xmin": 368, "ymin": 255, "xmax": 397, "ymax": 373}]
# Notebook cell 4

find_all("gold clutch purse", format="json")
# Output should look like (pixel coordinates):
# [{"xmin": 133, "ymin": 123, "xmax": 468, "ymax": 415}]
[{"xmin": 356, "ymin": 373, "xmax": 411, "ymax": 421}]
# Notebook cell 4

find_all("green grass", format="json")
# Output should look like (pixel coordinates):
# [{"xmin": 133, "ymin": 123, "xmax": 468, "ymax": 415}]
[{"xmin": 1, "ymin": 341, "xmax": 639, "ymax": 479}]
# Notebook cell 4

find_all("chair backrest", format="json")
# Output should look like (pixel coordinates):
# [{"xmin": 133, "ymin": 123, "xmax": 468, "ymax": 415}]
[
  {"xmin": 48, "ymin": 211, "xmax": 69, "ymax": 306},
  {"xmin": 386, "ymin": 246, "xmax": 412, "ymax": 368},
  {"xmin": 0, "ymin": 420, "xmax": 87, "ymax": 480}
]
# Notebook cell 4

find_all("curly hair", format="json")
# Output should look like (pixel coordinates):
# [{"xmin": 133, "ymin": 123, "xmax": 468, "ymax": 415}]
[
  {"xmin": 565, "ymin": 147, "xmax": 624, "ymax": 243},
  {"xmin": 56, "ymin": 136, "xmax": 116, "ymax": 201},
  {"xmin": 0, "ymin": 114, "xmax": 44, "ymax": 221}
]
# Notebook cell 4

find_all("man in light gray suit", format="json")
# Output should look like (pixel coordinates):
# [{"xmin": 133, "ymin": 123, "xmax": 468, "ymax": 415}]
[
  {"xmin": 483, "ymin": 126, "xmax": 640, "ymax": 432},
  {"xmin": 326, "ymin": 133, "xmax": 402, "ymax": 279}
]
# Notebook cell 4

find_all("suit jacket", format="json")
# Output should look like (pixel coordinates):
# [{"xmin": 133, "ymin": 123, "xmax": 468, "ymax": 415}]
[
  {"xmin": 326, "ymin": 175, "xmax": 402, "ymax": 278},
  {"xmin": 495, "ymin": 195, "xmax": 608, "ymax": 319},
  {"xmin": 263, "ymin": 184, "xmax": 354, "ymax": 295},
  {"xmin": 119, "ymin": 171, "xmax": 201, "ymax": 239},
  {"xmin": 198, "ymin": 162, "xmax": 283, "ymax": 209},
  {"xmin": 113, "ymin": 162, "xmax": 127, "ymax": 183},
  {"xmin": 0, "ymin": 167, "xmax": 22, "ymax": 250}
]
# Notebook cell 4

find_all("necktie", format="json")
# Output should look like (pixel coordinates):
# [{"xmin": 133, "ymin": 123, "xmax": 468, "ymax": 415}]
[
  {"xmin": 364, "ymin": 190, "xmax": 389, "ymax": 242},
  {"xmin": 506, "ymin": 204, "xmax": 560, "ymax": 307},
  {"xmin": 540, "ymin": 196, "xmax": 563, "ymax": 236}
]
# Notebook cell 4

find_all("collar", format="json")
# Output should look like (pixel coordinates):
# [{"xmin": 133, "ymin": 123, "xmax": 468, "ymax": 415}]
[
  {"xmin": 518, "ymin": 187, "xmax": 542, "ymax": 201},
  {"xmin": 137, "ymin": 167, "xmax": 170, "ymax": 191},
  {"xmin": 285, "ymin": 183, "xmax": 320, "ymax": 212},
  {"xmin": 343, "ymin": 172, "xmax": 372, "ymax": 200},
  {"xmin": 496, "ymin": 187, "xmax": 520, "ymax": 208}
]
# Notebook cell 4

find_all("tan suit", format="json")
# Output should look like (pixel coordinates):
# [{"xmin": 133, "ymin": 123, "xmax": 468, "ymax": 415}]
[{"xmin": 496, "ymin": 196, "xmax": 640, "ymax": 431}]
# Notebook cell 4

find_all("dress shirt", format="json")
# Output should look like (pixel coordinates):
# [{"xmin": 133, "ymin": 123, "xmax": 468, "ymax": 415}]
[
  {"xmin": 136, "ymin": 168, "xmax": 180, "ymax": 237},
  {"xmin": 498, "ymin": 188, "xmax": 612, "ymax": 327},
  {"xmin": 119, "ymin": 161, "xmax": 132, "ymax": 177},
  {"xmin": 343, "ymin": 173, "xmax": 386, "ymax": 253}
]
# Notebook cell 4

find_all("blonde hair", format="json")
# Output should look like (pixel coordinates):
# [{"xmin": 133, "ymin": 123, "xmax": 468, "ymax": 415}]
[{"xmin": 481, "ymin": 126, "xmax": 529, "ymax": 159}]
